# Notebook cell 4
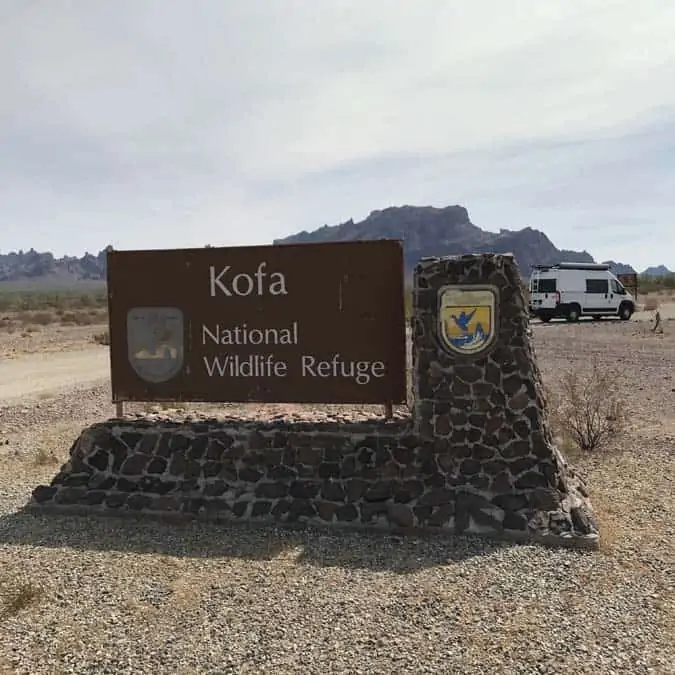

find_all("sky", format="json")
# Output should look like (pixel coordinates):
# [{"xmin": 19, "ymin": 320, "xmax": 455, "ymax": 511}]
[{"xmin": 1, "ymin": 0, "xmax": 674, "ymax": 270}]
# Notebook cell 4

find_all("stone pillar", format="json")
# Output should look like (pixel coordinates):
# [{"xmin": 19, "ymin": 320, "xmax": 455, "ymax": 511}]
[{"xmin": 412, "ymin": 253, "xmax": 597, "ymax": 540}]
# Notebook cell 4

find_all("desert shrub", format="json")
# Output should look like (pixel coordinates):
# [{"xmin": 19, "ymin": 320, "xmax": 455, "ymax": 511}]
[
  {"xmin": 548, "ymin": 357, "xmax": 627, "ymax": 452},
  {"xmin": 31, "ymin": 311, "xmax": 56, "ymax": 325},
  {"xmin": 0, "ymin": 580, "xmax": 43, "ymax": 620},
  {"xmin": 93, "ymin": 330, "xmax": 110, "ymax": 345}
]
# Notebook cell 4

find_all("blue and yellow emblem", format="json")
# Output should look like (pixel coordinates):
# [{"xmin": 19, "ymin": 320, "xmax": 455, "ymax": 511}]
[{"xmin": 438, "ymin": 286, "xmax": 498, "ymax": 356}]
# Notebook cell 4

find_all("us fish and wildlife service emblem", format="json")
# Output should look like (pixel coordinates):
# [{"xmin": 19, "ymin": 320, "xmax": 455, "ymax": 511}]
[
  {"xmin": 127, "ymin": 307, "xmax": 184, "ymax": 383},
  {"xmin": 438, "ymin": 286, "xmax": 498, "ymax": 357}
]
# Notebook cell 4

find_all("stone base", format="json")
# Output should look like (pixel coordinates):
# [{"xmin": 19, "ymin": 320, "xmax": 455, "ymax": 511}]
[{"xmin": 29, "ymin": 417, "xmax": 599, "ymax": 550}]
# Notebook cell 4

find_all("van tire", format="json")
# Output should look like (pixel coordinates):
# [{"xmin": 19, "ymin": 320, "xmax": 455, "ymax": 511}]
[
  {"xmin": 619, "ymin": 303, "xmax": 633, "ymax": 321},
  {"xmin": 538, "ymin": 313, "xmax": 552, "ymax": 323},
  {"xmin": 566, "ymin": 304, "xmax": 581, "ymax": 322}
]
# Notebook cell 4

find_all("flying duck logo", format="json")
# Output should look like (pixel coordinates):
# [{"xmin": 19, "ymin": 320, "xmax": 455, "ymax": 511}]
[{"xmin": 438, "ymin": 286, "xmax": 498, "ymax": 357}]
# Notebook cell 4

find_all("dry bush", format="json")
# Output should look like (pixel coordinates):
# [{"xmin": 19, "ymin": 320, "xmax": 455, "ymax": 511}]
[
  {"xmin": 548, "ymin": 358, "xmax": 627, "ymax": 452},
  {"xmin": 34, "ymin": 447, "xmax": 59, "ymax": 466},
  {"xmin": 643, "ymin": 296, "xmax": 659, "ymax": 311},
  {"xmin": 93, "ymin": 330, "xmax": 110, "ymax": 345},
  {"xmin": 31, "ymin": 311, "xmax": 56, "ymax": 325},
  {"xmin": 0, "ymin": 580, "xmax": 44, "ymax": 621}
]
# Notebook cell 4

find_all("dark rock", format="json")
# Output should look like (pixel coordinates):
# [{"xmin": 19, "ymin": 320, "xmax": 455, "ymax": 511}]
[
  {"xmin": 127, "ymin": 494, "xmax": 152, "ymax": 511},
  {"xmin": 509, "ymin": 456, "xmax": 539, "ymax": 475},
  {"xmin": 503, "ymin": 511, "xmax": 528, "ymax": 531},
  {"xmin": 89, "ymin": 475, "xmax": 116, "ymax": 491},
  {"xmin": 492, "ymin": 493, "xmax": 528, "ymax": 511},
  {"xmin": 252, "ymin": 500, "xmax": 272, "ymax": 517},
  {"xmin": 268, "ymin": 465, "xmax": 297, "ymax": 480},
  {"xmin": 155, "ymin": 480, "xmax": 178, "ymax": 495},
  {"xmin": 428, "ymin": 504, "xmax": 455, "ymax": 527},
  {"xmin": 321, "ymin": 480, "xmax": 346, "ymax": 502},
  {"xmin": 413, "ymin": 505, "xmax": 432, "ymax": 524},
  {"xmin": 336, "ymin": 503, "xmax": 359, "ymax": 522},
  {"xmin": 104, "ymin": 493, "xmax": 126, "ymax": 509},
  {"xmin": 345, "ymin": 479, "xmax": 368, "ymax": 502},
  {"xmin": 287, "ymin": 498, "xmax": 316, "ymax": 521},
  {"xmin": 515, "ymin": 471, "xmax": 550, "ymax": 490},
  {"xmin": 178, "ymin": 479, "xmax": 199, "ymax": 493},
  {"xmin": 239, "ymin": 467, "xmax": 264, "ymax": 483},
  {"xmin": 418, "ymin": 488, "xmax": 454, "ymax": 507},
  {"xmin": 318, "ymin": 462, "xmax": 341, "ymax": 478},
  {"xmin": 32, "ymin": 485, "xmax": 57, "ymax": 503},
  {"xmin": 387, "ymin": 503, "xmax": 414, "ymax": 528},
  {"xmin": 289, "ymin": 481, "xmax": 319, "ymax": 499},
  {"xmin": 364, "ymin": 480, "xmax": 394, "ymax": 502},
  {"xmin": 570, "ymin": 506, "xmax": 595, "ymax": 534},
  {"xmin": 88, "ymin": 450, "xmax": 110, "ymax": 472},
  {"xmin": 394, "ymin": 479, "xmax": 425, "ymax": 503},
  {"xmin": 116, "ymin": 478, "xmax": 138, "ymax": 492},
  {"xmin": 255, "ymin": 482, "xmax": 289, "ymax": 499},
  {"xmin": 136, "ymin": 433, "xmax": 159, "ymax": 455},
  {"xmin": 146, "ymin": 457, "xmax": 168, "ymax": 476},
  {"xmin": 459, "ymin": 459, "xmax": 482, "ymax": 476},
  {"xmin": 232, "ymin": 501, "xmax": 249, "ymax": 518},
  {"xmin": 186, "ymin": 436, "xmax": 209, "ymax": 460},
  {"xmin": 204, "ymin": 480, "xmax": 228, "ymax": 497},
  {"xmin": 529, "ymin": 488, "xmax": 562, "ymax": 511},
  {"xmin": 63, "ymin": 473, "xmax": 91, "ymax": 487},
  {"xmin": 360, "ymin": 502, "xmax": 388, "ymax": 523},
  {"xmin": 297, "ymin": 447, "xmax": 322, "ymax": 466},
  {"xmin": 80, "ymin": 490, "xmax": 106, "ymax": 506},
  {"xmin": 271, "ymin": 499, "xmax": 291, "ymax": 518},
  {"xmin": 316, "ymin": 501, "xmax": 338, "ymax": 521}
]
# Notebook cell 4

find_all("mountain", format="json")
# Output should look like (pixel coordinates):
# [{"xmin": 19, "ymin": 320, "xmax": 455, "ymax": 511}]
[
  {"xmin": 0, "ymin": 246, "xmax": 111, "ymax": 286},
  {"xmin": 602, "ymin": 260, "xmax": 636, "ymax": 275},
  {"xmin": 642, "ymin": 265, "xmax": 672, "ymax": 277},
  {"xmin": 274, "ymin": 205, "xmax": 594, "ymax": 276}
]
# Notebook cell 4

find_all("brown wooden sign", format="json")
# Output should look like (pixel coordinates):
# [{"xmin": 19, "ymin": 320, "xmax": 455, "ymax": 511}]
[{"xmin": 107, "ymin": 240, "xmax": 407, "ymax": 404}]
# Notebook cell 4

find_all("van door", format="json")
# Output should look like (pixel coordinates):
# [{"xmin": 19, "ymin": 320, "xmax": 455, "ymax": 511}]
[
  {"xmin": 530, "ymin": 276, "xmax": 558, "ymax": 312},
  {"xmin": 609, "ymin": 279, "xmax": 623, "ymax": 312},
  {"xmin": 584, "ymin": 278, "xmax": 611, "ymax": 314}
]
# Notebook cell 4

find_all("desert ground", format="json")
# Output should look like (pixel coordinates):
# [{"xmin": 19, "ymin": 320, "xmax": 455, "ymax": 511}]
[{"xmin": 0, "ymin": 299, "xmax": 673, "ymax": 674}]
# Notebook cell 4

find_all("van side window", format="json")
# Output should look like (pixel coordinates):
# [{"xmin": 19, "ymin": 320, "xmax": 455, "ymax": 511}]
[
  {"xmin": 586, "ymin": 279, "xmax": 609, "ymax": 294},
  {"xmin": 611, "ymin": 279, "xmax": 624, "ymax": 294},
  {"xmin": 537, "ymin": 279, "xmax": 556, "ymax": 293}
]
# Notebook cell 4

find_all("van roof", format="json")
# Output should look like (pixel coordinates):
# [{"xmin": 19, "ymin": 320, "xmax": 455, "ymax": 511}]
[{"xmin": 531, "ymin": 262, "xmax": 610, "ymax": 272}]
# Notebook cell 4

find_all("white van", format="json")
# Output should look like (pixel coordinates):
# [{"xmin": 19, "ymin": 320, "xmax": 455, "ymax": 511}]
[{"xmin": 528, "ymin": 262, "xmax": 636, "ymax": 322}]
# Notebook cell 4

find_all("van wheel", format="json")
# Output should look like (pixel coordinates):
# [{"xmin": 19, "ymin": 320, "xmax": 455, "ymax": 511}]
[
  {"xmin": 538, "ymin": 314, "xmax": 552, "ymax": 323},
  {"xmin": 619, "ymin": 303, "xmax": 633, "ymax": 321},
  {"xmin": 566, "ymin": 304, "xmax": 581, "ymax": 322}
]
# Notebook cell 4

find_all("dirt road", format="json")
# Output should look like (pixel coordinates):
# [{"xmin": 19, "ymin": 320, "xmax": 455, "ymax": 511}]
[{"xmin": 0, "ymin": 347, "xmax": 109, "ymax": 403}]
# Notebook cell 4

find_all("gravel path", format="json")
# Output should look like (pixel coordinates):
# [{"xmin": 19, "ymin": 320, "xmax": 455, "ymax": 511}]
[
  {"xmin": 0, "ymin": 348, "xmax": 108, "ymax": 404},
  {"xmin": 0, "ymin": 323, "xmax": 673, "ymax": 674}
]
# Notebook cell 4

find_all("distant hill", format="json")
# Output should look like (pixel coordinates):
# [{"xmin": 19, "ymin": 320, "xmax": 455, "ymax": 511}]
[
  {"xmin": 642, "ymin": 265, "xmax": 672, "ymax": 277},
  {"xmin": 602, "ymin": 261, "xmax": 636, "ymax": 275},
  {"xmin": 2, "ymin": 206, "xmax": 670, "ymax": 287},
  {"xmin": 274, "ymin": 205, "xmax": 594, "ymax": 276},
  {"xmin": 0, "ymin": 246, "xmax": 111, "ymax": 287}
]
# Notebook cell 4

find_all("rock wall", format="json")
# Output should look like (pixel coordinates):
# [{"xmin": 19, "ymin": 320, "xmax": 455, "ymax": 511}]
[{"xmin": 30, "ymin": 254, "xmax": 598, "ymax": 548}]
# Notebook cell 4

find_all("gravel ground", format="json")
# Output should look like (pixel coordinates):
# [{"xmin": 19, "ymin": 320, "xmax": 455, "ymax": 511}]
[{"xmin": 0, "ymin": 320, "xmax": 674, "ymax": 674}]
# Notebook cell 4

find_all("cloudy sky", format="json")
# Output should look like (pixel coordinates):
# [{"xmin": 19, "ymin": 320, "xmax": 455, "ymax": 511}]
[{"xmin": 1, "ymin": 0, "xmax": 674, "ymax": 269}]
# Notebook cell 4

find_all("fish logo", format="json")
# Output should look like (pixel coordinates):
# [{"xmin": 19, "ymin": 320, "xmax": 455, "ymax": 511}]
[
  {"xmin": 127, "ymin": 307, "xmax": 184, "ymax": 383},
  {"xmin": 438, "ymin": 286, "xmax": 498, "ymax": 357}
]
